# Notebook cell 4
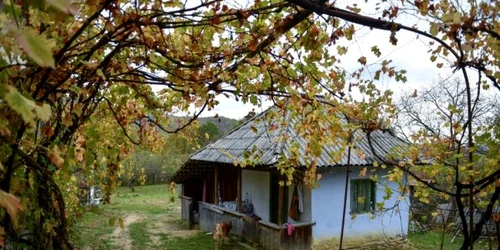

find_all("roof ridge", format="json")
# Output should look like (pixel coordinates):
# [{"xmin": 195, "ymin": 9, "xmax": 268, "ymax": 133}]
[{"xmin": 184, "ymin": 106, "xmax": 273, "ymax": 158}]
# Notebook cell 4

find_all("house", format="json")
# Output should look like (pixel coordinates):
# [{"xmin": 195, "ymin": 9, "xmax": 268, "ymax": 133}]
[{"xmin": 171, "ymin": 106, "xmax": 410, "ymax": 250}]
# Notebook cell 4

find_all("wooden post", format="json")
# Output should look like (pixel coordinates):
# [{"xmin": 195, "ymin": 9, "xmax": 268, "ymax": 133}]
[
  {"xmin": 278, "ymin": 174, "xmax": 284, "ymax": 226},
  {"xmin": 237, "ymin": 168, "xmax": 242, "ymax": 213},
  {"xmin": 214, "ymin": 167, "xmax": 219, "ymax": 205}
]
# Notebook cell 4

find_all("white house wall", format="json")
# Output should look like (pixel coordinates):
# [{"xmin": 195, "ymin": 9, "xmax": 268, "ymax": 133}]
[
  {"xmin": 311, "ymin": 166, "xmax": 409, "ymax": 242},
  {"xmin": 242, "ymin": 170, "xmax": 270, "ymax": 221}
]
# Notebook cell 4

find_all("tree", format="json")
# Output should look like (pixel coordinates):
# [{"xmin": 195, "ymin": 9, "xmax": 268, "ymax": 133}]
[
  {"xmin": 395, "ymin": 78, "xmax": 499, "ymax": 243},
  {"xmin": 396, "ymin": 77, "xmax": 499, "ymax": 141},
  {"xmin": 197, "ymin": 121, "xmax": 220, "ymax": 147},
  {"xmin": 121, "ymin": 124, "xmax": 198, "ymax": 188},
  {"xmin": 0, "ymin": 0, "xmax": 497, "ymax": 249}
]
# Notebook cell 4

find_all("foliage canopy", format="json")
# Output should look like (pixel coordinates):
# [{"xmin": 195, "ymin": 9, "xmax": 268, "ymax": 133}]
[{"xmin": 0, "ymin": 0, "xmax": 498, "ymax": 249}]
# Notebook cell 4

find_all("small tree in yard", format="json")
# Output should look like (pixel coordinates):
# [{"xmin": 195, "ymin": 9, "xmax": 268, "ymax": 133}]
[
  {"xmin": 0, "ymin": 0, "xmax": 497, "ymax": 249},
  {"xmin": 395, "ymin": 78, "xmax": 499, "ymax": 240}
]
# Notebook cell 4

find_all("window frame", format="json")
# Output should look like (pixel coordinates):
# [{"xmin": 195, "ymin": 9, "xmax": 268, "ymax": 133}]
[{"xmin": 350, "ymin": 178, "xmax": 376, "ymax": 214}]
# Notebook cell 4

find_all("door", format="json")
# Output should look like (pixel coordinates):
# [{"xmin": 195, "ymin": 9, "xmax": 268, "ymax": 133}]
[{"xmin": 269, "ymin": 172, "xmax": 288, "ymax": 224}]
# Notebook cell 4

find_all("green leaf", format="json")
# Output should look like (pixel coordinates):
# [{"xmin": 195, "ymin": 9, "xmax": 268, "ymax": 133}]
[
  {"xmin": 16, "ymin": 32, "xmax": 55, "ymax": 68},
  {"xmin": 4, "ymin": 86, "xmax": 51, "ymax": 125},
  {"xmin": 371, "ymin": 46, "xmax": 382, "ymax": 57},
  {"xmin": 96, "ymin": 69, "xmax": 106, "ymax": 80},
  {"xmin": 429, "ymin": 23, "xmax": 439, "ymax": 36},
  {"xmin": 336, "ymin": 46, "xmax": 347, "ymax": 55},
  {"xmin": 452, "ymin": 12, "xmax": 462, "ymax": 24}
]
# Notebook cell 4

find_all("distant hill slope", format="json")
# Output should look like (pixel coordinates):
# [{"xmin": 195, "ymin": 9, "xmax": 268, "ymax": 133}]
[{"xmin": 197, "ymin": 116, "xmax": 241, "ymax": 136}]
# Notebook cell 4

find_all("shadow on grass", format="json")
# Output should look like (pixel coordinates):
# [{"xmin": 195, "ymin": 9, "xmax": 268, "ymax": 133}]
[{"xmin": 159, "ymin": 231, "xmax": 249, "ymax": 250}]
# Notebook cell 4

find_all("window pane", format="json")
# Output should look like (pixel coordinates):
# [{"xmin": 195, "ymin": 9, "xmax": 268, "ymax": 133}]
[{"xmin": 350, "ymin": 179, "xmax": 376, "ymax": 214}]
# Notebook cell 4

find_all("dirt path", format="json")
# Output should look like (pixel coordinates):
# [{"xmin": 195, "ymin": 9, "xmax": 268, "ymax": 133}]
[
  {"xmin": 77, "ymin": 186, "xmax": 257, "ymax": 250},
  {"xmin": 107, "ymin": 203, "xmax": 201, "ymax": 250},
  {"xmin": 110, "ymin": 214, "xmax": 142, "ymax": 250}
]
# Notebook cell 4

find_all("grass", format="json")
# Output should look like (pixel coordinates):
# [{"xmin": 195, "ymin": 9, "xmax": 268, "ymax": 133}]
[
  {"xmin": 73, "ymin": 184, "xmax": 248, "ymax": 250},
  {"xmin": 408, "ymin": 231, "xmax": 497, "ymax": 250},
  {"xmin": 73, "ymin": 184, "xmax": 499, "ymax": 250}
]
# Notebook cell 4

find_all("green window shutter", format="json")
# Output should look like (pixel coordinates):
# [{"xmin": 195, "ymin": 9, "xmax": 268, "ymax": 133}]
[
  {"xmin": 350, "ymin": 180, "xmax": 357, "ymax": 213},
  {"xmin": 370, "ymin": 180, "xmax": 376, "ymax": 211},
  {"xmin": 365, "ymin": 180, "xmax": 371, "ymax": 212},
  {"xmin": 351, "ymin": 179, "xmax": 377, "ymax": 214}
]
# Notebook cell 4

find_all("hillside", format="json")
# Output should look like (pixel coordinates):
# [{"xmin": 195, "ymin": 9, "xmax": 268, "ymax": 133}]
[{"xmin": 197, "ymin": 116, "xmax": 241, "ymax": 136}]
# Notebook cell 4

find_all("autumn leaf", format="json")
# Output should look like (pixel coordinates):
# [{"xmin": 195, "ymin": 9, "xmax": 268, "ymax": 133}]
[
  {"xmin": 4, "ymin": 86, "xmax": 51, "ymax": 125},
  {"xmin": 311, "ymin": 25, "xmax": 320, "ymax": 36},
  {"xmin": 45, "ymin": 0, "xmax": 78, "ymax": 15},
  {"xmin": 62, "ymin": 112, "xmax": 73, "ymax": 127},
  {"xmin": 0, "ymin": 227, "xmax": 4, "ymax": 247},
  {"xmin": 16, "ymin": 32, "xmax": 56, "ymax": 68},
  {"xmin": 118, "ymin": 218, "xmax": 124, "ymax": 229},
  {"xmin": 0, "ymin": 191, "xmax": 22, "ymax": 225},
  {"xmin": 358, "ymin": 56, "xmax": 367, "ymax": 65},
  {"xmin": 359, "ymin": 167, "xmax": 367, "ymax": 177},
  {"xmin": 0, "ymin": 119, "xmax": 10, "ymax": 137},
  {"xmin": 250, "ymin": 125, "xmax": 258, "ymax": 134},
  {"xmin": 48, "ymin": 145, "xmax": 65, "ymax": 169},
  {"xmin": 42, "ymin": 125, "xmax": 55, "ymax": 137},
  {"xmin": 357, "ymin": 196, "xmax": 366, "ymax": 204},
  {"xmin": 371, "ymin": 46, "xmax": 382, "ymax": 57}
]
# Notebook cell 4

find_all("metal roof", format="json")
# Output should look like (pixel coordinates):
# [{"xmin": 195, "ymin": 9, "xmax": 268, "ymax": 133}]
[{"xmin": 171, "ymin": 106, "xmax": 407, "ymax": 183}]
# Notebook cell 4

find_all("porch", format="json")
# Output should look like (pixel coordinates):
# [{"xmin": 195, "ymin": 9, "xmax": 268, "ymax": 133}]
[
  {"xmin": 198, "ymin": 201, "xmax": 314, "ymax": 250},
  {"xmin": 175, "ymin": 162, "xmax": 314, "ymax": 249}
]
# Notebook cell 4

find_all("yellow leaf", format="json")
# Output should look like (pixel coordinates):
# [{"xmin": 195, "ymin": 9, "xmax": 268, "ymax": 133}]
[
  {"xmin": 46, "ymin": 0, "xmax": 78, "ymax": 14},
  {"xmin": 119, "ymin": 218, "xmax": 124, "ymax": 229},
  {"xmin": 359, "ymin": 167, "xmax": 367, "ymax": 177},
  {"xmin": 62, "ymin": 112, "xmax": 73, "ymax": 127},
  {"xmin": 452, "ymin": 12, "xmax": 462, "ymax": 23},
  {"xmin": 15, "ymin": 32, "xmax": 55, "ymax": 68},
  {"xmin": 48, "ymin": 145, "xmax": 65, "ymax": 169}
]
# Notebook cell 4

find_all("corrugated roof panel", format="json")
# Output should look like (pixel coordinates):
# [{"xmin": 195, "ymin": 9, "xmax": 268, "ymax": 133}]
[{"xmin": 171, "ymin": 106, "xmax": 408, "ymax": 183}]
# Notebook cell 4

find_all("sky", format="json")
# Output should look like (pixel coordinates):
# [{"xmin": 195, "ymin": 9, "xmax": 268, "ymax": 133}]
[
  {"xmin": 200, "ymin": 26, "xmax": 452, "ymax": 120},
  {"xmin": 156, "ymin": 0, "xmax": 482, "ymax": 120}
]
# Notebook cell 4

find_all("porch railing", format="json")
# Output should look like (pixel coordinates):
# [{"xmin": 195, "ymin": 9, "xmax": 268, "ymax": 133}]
[
  {"xmin": 179, "ymin": 195, "xmax": 193, "ymax": 228},
  {"xmin": 198, "ymin": 201, "xmax": 314, "ymax": 250}
]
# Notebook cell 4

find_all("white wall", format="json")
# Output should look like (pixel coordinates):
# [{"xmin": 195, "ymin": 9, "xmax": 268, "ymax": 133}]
[
  {"xmin": 242, "ymin": 170, "xmax": 270, "ymax": 221},
  {"xmin": 311, "ymin": 166, "xmax": 409, "ymax": 241}
]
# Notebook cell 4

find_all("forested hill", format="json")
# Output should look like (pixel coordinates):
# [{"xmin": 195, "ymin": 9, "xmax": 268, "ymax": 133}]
[{"xmin": 197, "ymin": 116, "xmax": 241, "ymax": 136}]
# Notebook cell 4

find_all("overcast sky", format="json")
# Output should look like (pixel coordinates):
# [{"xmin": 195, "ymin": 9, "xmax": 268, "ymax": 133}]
[
  {"xmin": 202, "ymin": 25, "xmax": 453, "ymax": 119},
  {"xmin": 160, "ymin": 0, "xmax": 483, "ymax": 120}
]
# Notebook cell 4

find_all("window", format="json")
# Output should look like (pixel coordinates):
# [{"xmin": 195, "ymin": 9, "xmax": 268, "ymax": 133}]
[{"xmin": 350, "ymin": 179, "xmax": 376, "ymax": 214}]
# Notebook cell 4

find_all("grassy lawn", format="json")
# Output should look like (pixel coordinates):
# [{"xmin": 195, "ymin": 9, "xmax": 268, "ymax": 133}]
[
  {"xmin": 72, "ymin": 184, "xmax": 498, "ymax": 250},
  {"xmin": 408, "ymin": 231, "xmax": 497, "ymax": 250},
  {"xmin": 72, "ymin": 184, "xmax": 249, "ymax": 250}
]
